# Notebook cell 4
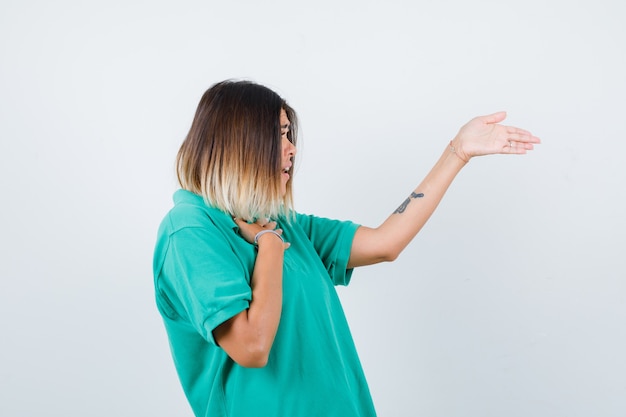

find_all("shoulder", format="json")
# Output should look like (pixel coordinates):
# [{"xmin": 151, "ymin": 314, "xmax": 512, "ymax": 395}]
[
  {"xmin": 154, "ymin": 191, "xmax": 242, "ymax": 274},
  {"xmin": 162, "ymin": 189, "xmax": 230, "ymax": 234}
]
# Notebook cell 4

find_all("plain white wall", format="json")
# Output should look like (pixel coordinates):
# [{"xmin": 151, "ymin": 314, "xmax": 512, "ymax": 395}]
[{"xmin": 1, "ymin": 0, "xmax": 624, "ymax": 416}]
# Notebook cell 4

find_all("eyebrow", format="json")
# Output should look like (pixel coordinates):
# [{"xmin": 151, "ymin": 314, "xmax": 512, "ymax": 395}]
[{"xmin": 281, "ymin": 123, "xmax": 291, "ymax": 130}]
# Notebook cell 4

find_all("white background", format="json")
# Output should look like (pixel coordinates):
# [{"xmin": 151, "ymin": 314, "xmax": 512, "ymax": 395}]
[{"xmin": 1, "ymin": 0, "xmax": 625, "ymax": 416}]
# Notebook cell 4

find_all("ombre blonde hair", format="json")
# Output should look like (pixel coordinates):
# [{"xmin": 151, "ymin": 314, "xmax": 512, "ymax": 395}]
[{"xmin": 176, "ymin": 80, "xmax": 298, "ymax": 220}]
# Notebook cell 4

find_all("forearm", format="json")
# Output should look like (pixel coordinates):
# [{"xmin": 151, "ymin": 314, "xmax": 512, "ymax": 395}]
[
  {"xmin": 213, "ymin": 234, "xmax": 284, "ymax": 367},
  {"xmin": 349, "ymin": 144, "xmax": 466, "ymax": 267},
  {"xmin": 245, "ymin": 237, "xmax": 284, "ymax": 352}
]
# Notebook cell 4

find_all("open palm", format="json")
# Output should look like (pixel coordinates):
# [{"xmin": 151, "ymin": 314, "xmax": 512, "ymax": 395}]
[{"xmin": 453, "ymin": 111, "xmax": 541, "ymax": 161}]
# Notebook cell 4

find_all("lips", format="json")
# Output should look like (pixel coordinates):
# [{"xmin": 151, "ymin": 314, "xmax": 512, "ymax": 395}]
[{"xmin": 281, "ymin": 165, "xmax": 291, "ymax": 185}]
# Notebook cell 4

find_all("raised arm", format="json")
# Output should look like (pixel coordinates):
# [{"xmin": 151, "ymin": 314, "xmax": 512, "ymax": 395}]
[{"xmin": 348, "ymin": 112, "xmax": 540, "ymax": 268}]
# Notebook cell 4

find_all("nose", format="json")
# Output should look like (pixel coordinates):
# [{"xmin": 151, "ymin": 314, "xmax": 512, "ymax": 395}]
[{"xmin": 283, "ymin": 137, "xmax": 296, "ymax": 158}]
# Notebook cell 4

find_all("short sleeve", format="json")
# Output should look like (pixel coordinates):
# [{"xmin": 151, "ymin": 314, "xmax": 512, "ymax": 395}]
[
  {"xmin": 155, "ymin": 220, "xmax": 252, "ymax": 346},
  {"xmin": 295, "ymin": 214, "xmax": 360, "ymax": 286}
]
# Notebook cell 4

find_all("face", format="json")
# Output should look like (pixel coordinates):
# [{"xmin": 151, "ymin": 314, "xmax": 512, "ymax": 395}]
[{"xmin": 280, "ymin": 108, "xmax": 296, "ymax": 196}]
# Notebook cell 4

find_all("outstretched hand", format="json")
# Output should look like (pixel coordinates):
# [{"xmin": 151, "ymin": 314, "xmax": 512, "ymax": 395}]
[{"xmin": 452, "ymin": 112, "xmax": 541, "ymax": 162}]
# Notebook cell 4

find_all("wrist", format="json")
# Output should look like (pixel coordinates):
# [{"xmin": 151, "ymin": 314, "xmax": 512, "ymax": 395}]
[
  {"xmin": 254, "ymin": 229, "xmax": 284, "ymax": 246},
  {"xmin": 448, "ymin": 140, "xmax": 469, "ymax": 163}
]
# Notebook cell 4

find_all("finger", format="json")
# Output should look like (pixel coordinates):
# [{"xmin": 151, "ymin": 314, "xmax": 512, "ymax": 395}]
[
  {"xmin": 506, "ymin": 129, "xmax": 541, "ymax": 143},
  {"xmin": 283, "ymin": 242, "xmax": 291, "ymax": 250},
  {"xmin": 505, "ymin": 141, "xmax": 530, "ymax": 154},
  {"xmin": 506, "ymin": 125, "xmax": 532, "ymax": 135}
]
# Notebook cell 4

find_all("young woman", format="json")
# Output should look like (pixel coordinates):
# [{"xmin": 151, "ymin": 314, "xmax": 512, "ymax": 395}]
[{"xmin": 153, "ymin": 80, "xmax": 540, "ymax": 417}]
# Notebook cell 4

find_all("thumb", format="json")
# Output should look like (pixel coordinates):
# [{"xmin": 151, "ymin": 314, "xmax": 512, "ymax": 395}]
[{"xmin": 481, "ymin": 111, "xmax": 507, "ymax": 124}]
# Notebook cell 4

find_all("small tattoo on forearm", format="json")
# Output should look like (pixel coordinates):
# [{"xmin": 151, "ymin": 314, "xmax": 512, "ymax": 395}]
[{"xmin": 393, "ymin": 192, "xmax": 425, "ymax": 214}]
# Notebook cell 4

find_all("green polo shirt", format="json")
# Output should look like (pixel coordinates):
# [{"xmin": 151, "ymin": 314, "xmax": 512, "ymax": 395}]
[{"xmin": 153, "ymin": 190, "xmax": 376, "ymax": 417}]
